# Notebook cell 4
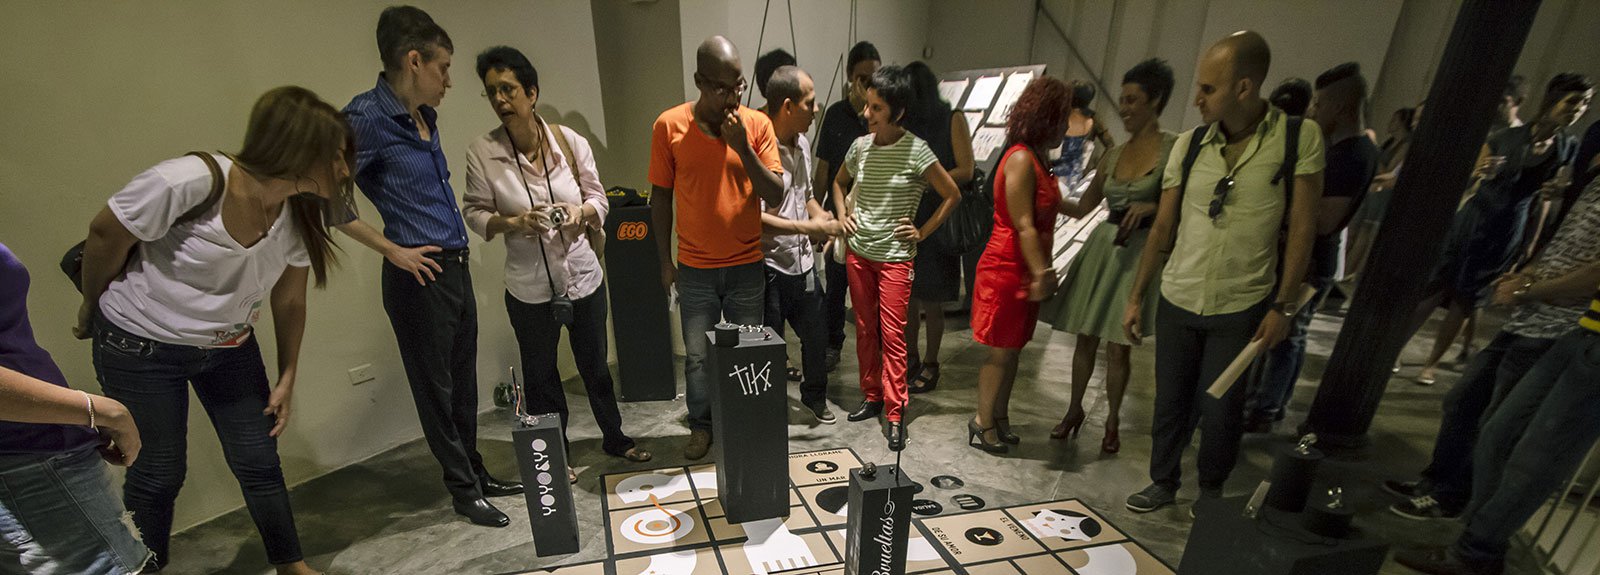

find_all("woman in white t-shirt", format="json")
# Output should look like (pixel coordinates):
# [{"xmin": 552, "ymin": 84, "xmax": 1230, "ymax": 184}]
[{"xmin": 73, "ymin": 87, "xmax": 349, "ymax": 575}]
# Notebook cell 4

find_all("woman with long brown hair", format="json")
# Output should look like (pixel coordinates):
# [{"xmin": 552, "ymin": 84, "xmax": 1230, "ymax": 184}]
[{"xmin": 74, "ymin": 86, "xmax": 349, "ymax": 575}]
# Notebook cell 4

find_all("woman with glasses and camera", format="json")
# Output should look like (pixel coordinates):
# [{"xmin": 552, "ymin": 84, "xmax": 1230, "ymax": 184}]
[
  {"xmin": 73, "ymin": 86, "xmax": 346, "ymax": 575},
  {"xmin": 464, "ymin": 47, "xmax": 651, "ymax": 484}
]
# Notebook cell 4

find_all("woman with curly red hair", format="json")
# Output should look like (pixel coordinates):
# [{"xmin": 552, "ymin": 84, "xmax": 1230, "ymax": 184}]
[{"xmin": 967, "ymin": 76, "xmax": 1073, "ymax": 453}]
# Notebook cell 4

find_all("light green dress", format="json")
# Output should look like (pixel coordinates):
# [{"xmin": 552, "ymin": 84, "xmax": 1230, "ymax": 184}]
[{"xmin": 1043, "ymin": 132, "xmax": 1177, "ymax": 345}]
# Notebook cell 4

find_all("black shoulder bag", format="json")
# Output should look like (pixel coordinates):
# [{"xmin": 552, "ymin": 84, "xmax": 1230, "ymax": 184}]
[{"xmin": 61, "ymin": 151, "xmax": 227, "ymax": 293}]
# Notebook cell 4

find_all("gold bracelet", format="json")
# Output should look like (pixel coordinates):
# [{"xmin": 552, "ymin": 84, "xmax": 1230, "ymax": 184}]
[{"xmin": 83, "ymin": 391, "xmax": 95, "ymax": 428}]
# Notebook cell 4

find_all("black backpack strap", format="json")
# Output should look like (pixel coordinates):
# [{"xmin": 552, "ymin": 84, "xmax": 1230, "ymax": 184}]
[
  {"xmin": 1169, "ymin": 124, "xmax": 1210, "ymax": 248},
  {"xmin": 1275, "ymin": 117, "xmax": 1302, "ymax": 217},
  {"xmin": 175, "ymin": 151, "xmax": 226, "ymax": 226}
]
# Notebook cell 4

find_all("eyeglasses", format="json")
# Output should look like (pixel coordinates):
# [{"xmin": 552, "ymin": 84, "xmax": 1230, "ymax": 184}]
[
  {"xmin": 481, "ymin": 84, "xmax": 523, "ymax": 100},
  {"xmin": 699, "ymin": 74, "xmax": 747, "ymax": 97},
  {"xmin": 1209, "ymin": 176, "xmax": 1235, "ymax": 221}
]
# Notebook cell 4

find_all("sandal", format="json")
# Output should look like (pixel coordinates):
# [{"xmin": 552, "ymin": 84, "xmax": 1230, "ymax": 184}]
[
  {"xmin": 622, "ymin": 447, "xmax": 653, "ymax": 463},
  {"xmin": 786, "ymin": 365, "xmax": 803, "ymax": 382},
  {"xmin": 568, "ymin": 467, "xmax": 578, "ymax": 484},
  {"xmin": 909, "ymin": 362, "xmax": 940, "ymax": 394}
]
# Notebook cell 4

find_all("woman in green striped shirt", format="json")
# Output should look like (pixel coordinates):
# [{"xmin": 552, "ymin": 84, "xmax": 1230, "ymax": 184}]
[{"xmin": 830, "ymin": 65, "xmax": 962, "ymax": 451}]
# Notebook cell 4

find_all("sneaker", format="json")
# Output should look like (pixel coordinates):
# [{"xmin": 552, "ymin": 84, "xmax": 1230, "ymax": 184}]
[
  {"xmin": 1383, "ymin": 478, "xmax": 1434, "ymax": 498},
  {"xmin": 1126, "ymin": 483, "xmax": 1177, "ymax": 513},
  {"xmin": 825, "ymin": 348, "xmax": 841, "ymax": 372},
  {"xmin": 683, "ymin": 429, "xmax": 713, "ymax": 460},
  {"xmin": 1391, "ymin": 495, "xmax": 1462, "ymax": 520},
  {"xmin": 1394, "ymin": 546, "xmax": 1504, "ymax": 575},
  {"xmin": 807, "ymin": 402, "xmax": 837, "ymax": 424}
]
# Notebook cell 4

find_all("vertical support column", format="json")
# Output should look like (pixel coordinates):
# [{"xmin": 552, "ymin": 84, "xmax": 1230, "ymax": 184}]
[
  {"xmin": 845, "ymin": 465, "xmax": 915, "ymax": 575},
  {"xmin": 605, "ymin": 203, "xmax": 676, "ymax": 402},
  {"xmin": 1305, "ymin": 0, "xmax": 1544, "ymax": 448},
  {"xmin": 512, "ymin": 414, "xmax": 579, "ymax": 556},
  {"xmin": 708, "ymin": 326, "xmax": 789, "ymax": 523}
]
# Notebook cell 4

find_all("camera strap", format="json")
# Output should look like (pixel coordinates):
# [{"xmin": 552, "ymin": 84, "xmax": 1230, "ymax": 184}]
[{"xmin": 504, "ymin": 123, "xmax": 564, "ymax": 300}]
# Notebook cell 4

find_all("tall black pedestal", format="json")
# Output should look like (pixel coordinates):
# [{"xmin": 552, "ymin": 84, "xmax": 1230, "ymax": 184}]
[
  {"xmin": 1178, "ymin": 496, "xmax": 1386, "ymax": 575},
  {"xmin": 707, "ymin": 327, "xmax": 789, "ymax": 523},
  {"xmin": 512, "ymin": 414, "xmax": 579, "ymax": 557},
  {"xmin": 604, "ymin": 204, "xmax": 675, "ymax": 402},
  {"xmin": 845, "ymin": 464, "xmax": 915, "ymax": 575}
]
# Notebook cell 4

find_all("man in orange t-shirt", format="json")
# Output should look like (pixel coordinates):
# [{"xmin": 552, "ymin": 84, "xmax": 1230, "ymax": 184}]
[{"xmin": 649, "ymin": 35, "xmax": 784, "ymax": 460}]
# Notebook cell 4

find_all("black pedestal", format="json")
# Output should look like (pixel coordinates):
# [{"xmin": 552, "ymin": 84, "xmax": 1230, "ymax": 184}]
[
  {"xmin": 707, "ymin": 327, "xmax": 789, "ymax": 523},
  {"xmin": 1178, "ymin": 495, "xmax": 1387, "ymax": 575},
  {"xmin": 511, "ymin": 414, "xmax": 579, "ymax": 557},
  {"xmin": 604, "ymin": 205, "xmax": 675, "ymax": 402},
  {"xmin": 845, "ymin": 465, "xmax": 916, "ymax": 575}
]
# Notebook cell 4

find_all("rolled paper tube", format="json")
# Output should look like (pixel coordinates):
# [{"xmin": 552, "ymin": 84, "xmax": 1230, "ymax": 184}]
[{"xmin": 1207, "ymin": 283, "xmax": 1319, "ymax": 398}]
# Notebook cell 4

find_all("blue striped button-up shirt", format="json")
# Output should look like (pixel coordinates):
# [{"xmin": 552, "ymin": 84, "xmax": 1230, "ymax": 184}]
[{"xmin": 340, "ymin": 75, "xmax": 470, "ymax": 249}]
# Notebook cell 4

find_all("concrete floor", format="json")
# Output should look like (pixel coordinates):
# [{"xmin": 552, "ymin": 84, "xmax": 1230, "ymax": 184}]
[{"xmin": 160, "ymin": 305, "xmax": 1547, "ymax": 574}]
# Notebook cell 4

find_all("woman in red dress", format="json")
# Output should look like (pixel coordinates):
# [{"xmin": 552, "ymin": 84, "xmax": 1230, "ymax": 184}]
[{"xmin": 968, "ymin": 77, "xmax": 1074, "ymax": 453}]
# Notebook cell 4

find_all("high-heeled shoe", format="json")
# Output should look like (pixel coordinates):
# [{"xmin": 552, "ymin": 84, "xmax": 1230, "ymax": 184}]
[
  {"xmin": 1050, "ymin": 410, "xmax": 1086, "ymax": 439},
  {"xmin": 1101, "ymin": 424, "xmax": 1121, "ymax": 454},
  {"xmin": 909, "ymin": 362, "xmax": 940, "ymax": 394},
  {"xmin": 994, "ymin": 417, "xmax": 1020, "ymax": 445},
  {"xmin": 967, "ymin": 418, "xmax": 1008, "ymax": 453},
  {"xmin": 887, "ymin": 421, "xmax": 908, "ymax": 452}
]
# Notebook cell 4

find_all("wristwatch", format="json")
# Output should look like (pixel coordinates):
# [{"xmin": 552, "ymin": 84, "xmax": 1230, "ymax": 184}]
[{"xmin": 1274, "ymin": 300, "xmax": 1299, "ymax": 318}]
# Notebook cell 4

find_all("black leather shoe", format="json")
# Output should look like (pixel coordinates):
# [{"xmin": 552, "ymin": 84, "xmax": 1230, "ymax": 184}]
[
  {"xmin": 847, "ymin": 401, "xmax": 883, "ymax": 422},
  {"xmin": 453, "ymin": 498, "xmax": 510, "ymax": 528},
  {"xmin": 480, "ymin": 474, "xmax": 524, "ymax": 497},
  {"xmin": 887, "ymin": 421, "xmax": 907, "ymax": 452}
]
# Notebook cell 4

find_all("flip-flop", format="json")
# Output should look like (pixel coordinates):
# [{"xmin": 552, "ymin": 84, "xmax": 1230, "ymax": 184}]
[
  {"xmin": 568, "ymin": 467, "xmax": 577, "ymax": 484},
  {"xmin": 622, "ymin": 447, "xmax": 653, "ymax": 463}
]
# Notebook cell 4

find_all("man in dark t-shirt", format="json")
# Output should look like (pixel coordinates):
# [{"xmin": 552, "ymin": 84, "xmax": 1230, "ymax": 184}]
[
  {"xmin": 814, "ymin": 41, "xmax": 879, "ymax": 364},
  {"xmin": 1245, "ymin": 63, "xmax": 1379, "ymax": 430}
]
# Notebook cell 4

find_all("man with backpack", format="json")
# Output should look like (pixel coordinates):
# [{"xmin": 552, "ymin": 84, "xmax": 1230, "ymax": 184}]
[
  {"xmin": 1121, "ymin": 30, "xmax": 1326, "ymax": 514},
  {"xmin": 1243, "ymin": 62, "xmax": 1380, "ymax": 432}
]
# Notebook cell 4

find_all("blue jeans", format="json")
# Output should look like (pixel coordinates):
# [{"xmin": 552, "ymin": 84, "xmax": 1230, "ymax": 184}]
[
  {"xmin": 1244, "ymin": 277, "xmax": 1330, "ymax": 423},
  {"xmin": 1455, "ymin": 329, "xmax": 1600, "ymax": 567},
  {"xmin": 92, "ymin": 319, "xmax": 303, "ymax": 567},
  {"xmin": 678, "ymin": 262, "xmax": 766, "ymax": 430},
  {"xmin": 0, "ymin": 447, "xmax": 150, "ymax": 575},
  {"xmin": 1421, "ymin": 331, "xmax": 1554, "ymax": 511}
]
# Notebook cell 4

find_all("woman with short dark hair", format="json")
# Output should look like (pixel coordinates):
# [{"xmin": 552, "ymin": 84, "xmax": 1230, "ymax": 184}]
[
  {"xmin": 76, "ymin": 86, "xmax": 348, "ymax": 575},
  {"xmin": 832, "ymin": 65, "xmax": 962, "ymax": 451},
  {"xmin": 1041, "ymin": 59, "xmax": 1177, "ymax": 454},
  {"xmin": 463, "ymin": 47, "xmax": 650, "ymax": 483}
]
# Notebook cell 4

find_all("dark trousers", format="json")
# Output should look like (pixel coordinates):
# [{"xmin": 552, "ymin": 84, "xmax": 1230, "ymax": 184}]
[
  {"xmin": 505, "ymin": 288, "xmax": 635, "ymax": 457},
  {"xmin": 92, "ymin": 321, "xmax": 301, "ymax": 566},
  {"xmin": 1420, "ymin": 330, "xmax": 1555, "ymax": 510},
  {"xmin": 1457, "ymin": 329, "xmax": 1600, "ymax": 566},
  {"xmin": 1150, "ymin": 296, "xmax": 1268, "ymax": 491},
  {"xmin": 1244, "ymin": 277, "xmax": 1332, "ymax": 422},
  {"xmin": 763, "ymin": 266, "xmax": 829, "ymax": 406},
  {"xmin": 382, "ymin": 254, "xmax": 486, "ymax": 502},
  {"xmin": 824, "ymin": 256, "xmax": 850, "ymax": 350}
]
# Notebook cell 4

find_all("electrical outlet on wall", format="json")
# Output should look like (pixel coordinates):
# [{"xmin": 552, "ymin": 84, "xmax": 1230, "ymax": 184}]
[{"xmin": 347, "ymin": 363, "xmax": 375, "ymax": 386}]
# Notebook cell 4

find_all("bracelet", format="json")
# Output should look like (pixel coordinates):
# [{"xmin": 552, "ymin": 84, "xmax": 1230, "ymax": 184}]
[{"xmin": 83, "ymin": 391, "xmax": 96, "ymax": 429}]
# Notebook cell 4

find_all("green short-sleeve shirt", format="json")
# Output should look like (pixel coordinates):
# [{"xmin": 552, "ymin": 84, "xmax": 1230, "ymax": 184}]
[
  {"xmin": 1159, "ymin": 107, "xmax": 1326, "ymax": 316},
  {"xmin": 844, "ymin": 133, "xmax": 939, "ymax": 262}
]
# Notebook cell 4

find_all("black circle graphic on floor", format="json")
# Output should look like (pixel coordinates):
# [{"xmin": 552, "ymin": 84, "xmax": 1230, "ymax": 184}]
[
  {"xmin": 911, "ymin": 481, "xmax": 925, "ymax": 494},
  {"xmin": 806, "ymin": 460, "xmax": 840, "ymax": 475},
  {"xmin": 953, "ymin": 494, "xmax": 985, "ymax": 510},
  {"xmin": 965, "ymin": 527, "xmax": 1004, "ymax": 546},
  {"xmin": 930, "ymin": 475, "xmax": 964, "ymax": 489},
  {"xmin": 815, "ymin": 486, "xmax": 850, "ymax": 516},
  {"xmin": 911, "ymin": 499, "xmax": 943, "ymax": 515}
]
